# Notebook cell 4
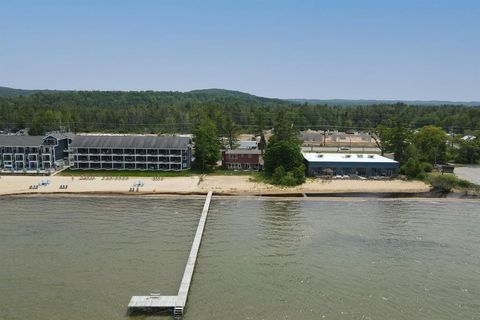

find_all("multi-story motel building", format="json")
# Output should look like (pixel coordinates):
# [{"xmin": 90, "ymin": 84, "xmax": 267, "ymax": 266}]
[
  {"xmin": 0, "ymin": 133, "xmax": 71, "ymax": 172},
  {"xmin": 69, "ymin": 135, "xmax": 191, "ymax": 171},
  {"xmin": 303, "ymin": 153, "xmax": 399, "ymax": 177}
]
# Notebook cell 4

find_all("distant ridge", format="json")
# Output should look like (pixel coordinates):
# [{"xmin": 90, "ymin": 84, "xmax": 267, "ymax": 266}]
[
  {"xmin": 0, "ymin": 86, "xmax": 59, "ymax": 97},
  {"xmin": 289, "ymin": 98, "xmax": 480, "ymax": 107},
  {"xmin": 0, "ymin": 86, "xmax": 271, "ymax": 98},
  {"xmin": 187, "ymin": 88, "xmax": 286, "ymax": 103},
  {"xmin": 1, "ymin": 86, "xmax": 478, "ymax": 106}
]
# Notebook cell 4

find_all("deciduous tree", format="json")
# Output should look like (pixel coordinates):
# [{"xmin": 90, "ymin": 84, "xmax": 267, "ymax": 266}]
[
  {"xmin": 263, "ymin": 110, "xmax": 305, "ymax": 185},
  {"xmin": 414, "ymin": 125, "xmax": 448, "ymax": 164},
  {"xmin": 193, "ymin": 113, "xmax": 221, "ymax": 171}
]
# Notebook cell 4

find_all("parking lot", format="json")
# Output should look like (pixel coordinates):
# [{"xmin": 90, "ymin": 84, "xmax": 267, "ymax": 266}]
[{"xmin": 455, "ymin": 165, "xmax": 480, "ymax": 185}]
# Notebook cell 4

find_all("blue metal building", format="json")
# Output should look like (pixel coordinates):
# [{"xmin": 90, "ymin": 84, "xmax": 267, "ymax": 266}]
[{"xmin": 303, "ymin": 153, "xmax": 399, "ymax": 177}]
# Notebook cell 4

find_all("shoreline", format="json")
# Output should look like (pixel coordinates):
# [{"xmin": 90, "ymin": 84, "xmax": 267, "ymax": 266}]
[
  {"xmin": 0, "ymin": 174, "xmax": 448, "ymax": 199},
  {"xmin": 2, "ymin": 191, "xmax": 479, "ymax": 202}
]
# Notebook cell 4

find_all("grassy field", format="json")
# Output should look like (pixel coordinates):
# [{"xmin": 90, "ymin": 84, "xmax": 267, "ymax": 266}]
[{"xmin": 57, "ymin": 168, "xmax": 255, "ymax": 177}]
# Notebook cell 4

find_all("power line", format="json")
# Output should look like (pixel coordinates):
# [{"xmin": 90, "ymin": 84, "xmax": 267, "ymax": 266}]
[{"xmin": 1, "ymin": 121, "xmax": 479, "ymax": 132}]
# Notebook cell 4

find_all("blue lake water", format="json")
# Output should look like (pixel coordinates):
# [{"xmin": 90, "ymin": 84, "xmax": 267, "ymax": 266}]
[{"xmin": 0, "ymin": 196, "xmax": 479, "ymax": 319}]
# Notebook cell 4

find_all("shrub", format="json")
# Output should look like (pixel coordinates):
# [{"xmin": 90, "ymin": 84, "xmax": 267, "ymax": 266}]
[
  {"xmin": 457, "ymin": 179, "xmax": 473, "ymax": 188},
  {"xmin": 420, "ymin": 162, "xmax": 433, "ymax": 173},
  {"xmin": 416, "ymin": 172, "xmax": 428, "ymax": 181},
  {"xmin": 281, "ymin": 172, "xmax": 298, "ymax": 186},
  {"xmin": 401, "ymin": 158, "xmax": 422, "ymax": 179},
  {"xmin": 272, "ymin": 166, "xmax": 286, "ymax": 185},
  {"xmin": 428, "ymin": 174, "xmax": 474, "ymax": 192},
  {"xmin": 292, "ymin": 165, "xmax": 306, "ymax": 184},
  {"xmin": 270, "ymin": 165, "xmax": 306, "ymax": 186}
]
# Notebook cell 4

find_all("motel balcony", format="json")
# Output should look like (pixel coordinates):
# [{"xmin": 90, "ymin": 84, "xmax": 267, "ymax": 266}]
[
  {"xmin": 88, "ymin": 148, "xmax": 101, "ymax": 154},
  {"xmin": 135, "ymin": 149, "xmax": 147, "ymax": 155}
]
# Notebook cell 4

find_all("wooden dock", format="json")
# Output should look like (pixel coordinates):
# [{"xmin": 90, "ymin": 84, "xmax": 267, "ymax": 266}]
[{"xmin": 128, "ymin": 191, "xmax": 213, "ymax": 319}]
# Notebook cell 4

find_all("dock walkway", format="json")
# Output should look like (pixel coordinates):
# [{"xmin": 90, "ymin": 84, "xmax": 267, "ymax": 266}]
[{"xmin": 127, "ymin": 191, "xmax": 213, "ymax": 319}]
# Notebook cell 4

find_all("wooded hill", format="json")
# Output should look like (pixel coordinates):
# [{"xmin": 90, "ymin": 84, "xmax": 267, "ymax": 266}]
[{"xmin": 0, "ymin": 87, "xmax": 479, "ymax": 134}]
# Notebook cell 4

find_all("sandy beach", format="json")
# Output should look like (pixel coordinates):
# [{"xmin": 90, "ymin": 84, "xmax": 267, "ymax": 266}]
[{"xmin": 0, "ymin": 175, "xmax": 430, "ymax": 196}]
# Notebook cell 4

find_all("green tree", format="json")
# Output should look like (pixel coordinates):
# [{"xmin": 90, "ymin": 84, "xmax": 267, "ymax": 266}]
[
  {"xmin": 254, "ymin": 109, "xmax": 267, "ymax": 136},
  {"xmin": 222, "ymin": 116, "xmax": 239, "ymax": 149},
  {"xmin": 414, "ymin": 125, "xmax": 448, "ymax": 164},
  {"xmin": 263, "ymin": 110, "xmax": 305, "ymax": 185},
  {"xmin": 387, "ymin": 123, "xmax": 413, "ymax": 163},
  {"xmin": 192, "ymin": 113, "xmax": 221, "ymax": 171},
  {"xmin": 270, "ymin": 109, "xmax": 299, "ymax": 143},
  {"xmin": 258, "ymin": 133, "xmax": 267, "ymax": 155},
  {"xmin": 264, "ymin": 139, "xmax": 304, "ymax": 173},
  {"xmin": 374, "ymin": 122, "xmax": 413, "ymax": 163},
  {"xmin": 369, "ymin": 124, "xmax": 390, "ymax": 156},
  {"xmin": 455, "ymin": 136, "xmax": 480, "ymax": 164},
  {"xmin": 401, "ymin": 158, "xmax": 422, "ymax": 179}
]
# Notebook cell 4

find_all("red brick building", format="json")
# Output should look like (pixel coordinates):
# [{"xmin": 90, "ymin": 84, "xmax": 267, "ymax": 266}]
[{"xmin": 222, "ymin": 149, "xmax": 262, "ymax": 170}]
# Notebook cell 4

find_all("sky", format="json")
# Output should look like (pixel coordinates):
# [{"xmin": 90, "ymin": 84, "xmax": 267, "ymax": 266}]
[{"xmin": 0, "ymin": 0, "xmax": 479, "ymax": 101}]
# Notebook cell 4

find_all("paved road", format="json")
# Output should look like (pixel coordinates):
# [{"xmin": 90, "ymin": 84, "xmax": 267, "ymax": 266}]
[
  {"xmin": 454, "ymin": 165, "xmax": 480, "ymax": 185},
  {"xmin": 301, "ymin": 146, "xmax": 381, "ymax": 153}
]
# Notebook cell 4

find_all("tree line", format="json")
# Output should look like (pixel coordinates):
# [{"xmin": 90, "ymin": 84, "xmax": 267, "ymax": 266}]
[
  {"xmin": 373, "ymin": 123, "xmax": 480, "ymax": 178},
  {"xmin": 1, "ymin": 90, "xmax": 479, "ymax": 180},
  {"xmin": 1, "ymin": 90, "xmax": 479, "ymax": 135}
]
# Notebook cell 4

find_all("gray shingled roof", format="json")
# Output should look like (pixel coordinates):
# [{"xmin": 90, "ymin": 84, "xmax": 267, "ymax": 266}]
[
  {"xmin": 238, "ymin": 141, "xmax": 258, "ymax": 148},
  {"xmin": 0, "ymin": 135, "xmax": 46, "ymax": 147},
  {"xmin": 225, "ymin": 148, "xmax": 261, "ymax": 155},
  {"xmin": 70, "ymin": 135, "xmax": 191, "ymax": 149},
  {"xmin": 46, "ymin": 132, "xmax": 74, "ymax": 140}
]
